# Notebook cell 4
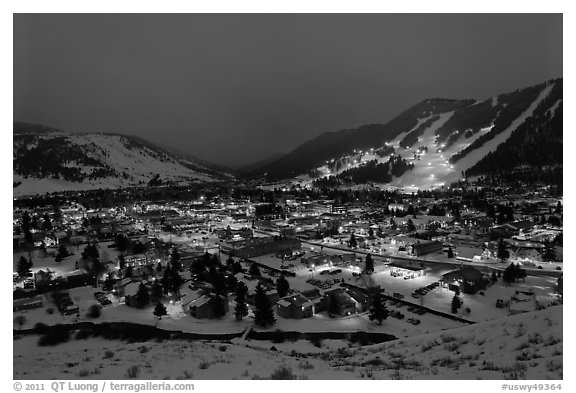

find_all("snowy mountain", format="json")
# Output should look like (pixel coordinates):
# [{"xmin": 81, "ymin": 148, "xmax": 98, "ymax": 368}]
[
  {"xmin": 252, "ymin": 78, "xmax": 562, "ymax": 190},
  {"xmin": 13, "ymin": 123, "xmax": 234, "ymax": 197}
]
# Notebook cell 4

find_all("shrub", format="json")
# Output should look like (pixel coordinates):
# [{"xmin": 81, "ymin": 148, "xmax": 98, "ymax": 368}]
[
  {"xmin": 272, "ymin": 329, "xmax": 285, "ymax": 343},
  {"xmin": 87, "ymin": 304, "xmax": 102, "ymax": 319},
  {"xmin": 125, "ymin": 365, "xmax": 141, "ymax": 378},
  {"xmin": 77, "ymin": 369, "xmax": 90, "ymax": 377},
  {"xmin": 103, "ymin": 351, "xmax": 114, "ymax": 359},
  {"xmin": 440, "ymin": 334, "xmax": 456, "ymax": 343},
  {"xmin": 14, "ymin": 315, "xmax": 27, "ymax": 328},
  {"xmin": 299, "ymin": 361, "xmax": 315, "ymax": 370},
  {"xmin": 139, "ymin": 346, "xmax": 149, "ymax": 354},
  {"xmin": 34, "ymin": 322, "xmax": 50, "ymax": 334},
  {"xmin": 75, "ymin": 329, "xmax": 92, "ymax": 340},
  {"xmin": 38, "ymin": 326, "xmax": 71, "ymax": 346},
  {"xmin": 199, "ymin": 359, "xmax": 210, "ymax": 369},
  {"xmin": 270, "ymin": 366, "xmax": 297, "ymax": 380},
  {"xmin": 308, "ymin": 336, "xmax": 323, "ymax": 348}
]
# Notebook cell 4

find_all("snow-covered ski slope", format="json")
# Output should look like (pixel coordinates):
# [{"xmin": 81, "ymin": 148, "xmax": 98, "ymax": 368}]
[{"xmin": 297, "ymin": 81, "xmax": 556, "ymax": 191}]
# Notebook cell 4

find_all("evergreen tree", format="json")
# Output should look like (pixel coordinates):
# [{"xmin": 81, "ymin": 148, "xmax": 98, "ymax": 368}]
[
  {"xmin": 170, "ymin": 248, "xmax": 181, "ymax": 271},
  {"xmin": 102, "ymin": 272, "xmax": 115, "ymax": 291},
  {"xmin": 153, "ymin": 302, "xmax": 167, "ymax": 319},
  {"xmin": 447, "ymin": 246, "xmax": 454, "ymax": 259},
  {"xmin": 150, "ymin": 280, "xmax": 164, "ymax": 302},
  {"xmin": 368, "ymin": 294, "xmax": 389, "ymax": 325},
  {"xmin": 232, "ymin": 261, "xmax": 243, "ymax": 275},
  {"xmin": 328, "ymin": 293, "xmax": 340, "ymax": 317},
  {"xmin": 512, "ymin": 263, "xmax": 521, "ymax": 281},
  {"xmin": 557, "ymin": 274, "xmax": 563, "ymax": 295},
  {"xmin": 212, "ymin": 296, "xmax": 227, "ymax": 318},
  {"xmin": 253, "ymin": 283, "xmax": 276, "ymax": 327},
  {"xmin": 226, "ymin": 274, "xmax": 238, "ymax": 293},
  {"xmin": 497, "ymin": 238, "xmax": 510, "ymax": 262},
  {"xmin": 349, "ymin": 233, "xmax": 358, "ymax": 249},
  {"xmin": 226, "ymin": 256, "xmax": 235, "ymax": 269},
  {"xmin": 517, "ymin": 267, "xmax": 527, "ymax": 282},
  {"xmin": 124, "ymin": 265, "xmax": 133, "ymax": 278},
  {"xmin": 407, "ymin": 218, "xmax": 416, "ymax": 232},
  {"xmin": 555, "ymin": 201, "xmax": 562, "ymax": 215},
  {"xmin": 213, "ymin": 272, "xmax": 228, "ymax": 297},
  {"xmin": 42, "ymin": 213, "xmax": 52, "ymax": 231},
  {"xmin": 55, "ymin": 243, "xmax": 69, "ymax": 262},
  {"xmin": 135, "ymin": 283, "xmax": 150, "ymax": 308},
  {"xmin": 118, "ymin": 254, "xmax": 126, "ymax": 270},
  {"xmin": 502, "ymin": 264, "xmax": 515, "ymax": 285},
  {"xmin": 82, "ymin": 243, "xmax": 100, "ymax": 262},
  {"xmin": 364, "ymin": 253, "xmax": 374, "ymax": 274},
  {"xmin": 407, "ymin": 204, "xmax": 415, "ymax": 216},
  {"xmin": 390, "ymin": 217, "xmax": 397, "ymax": 229},
  {"xmin": 162, "ymin": 266, "xmax": 183, "ymax": 296},
  {"xmin": 17, "ymin": 256, "xmax": 32, "ymax": 278},
  {"xmin": 541, "ymin": 241, "xmax": 556, "ymax": 262},
  {"xmin": 234, "ymin": 281, "xmax": 249, "ymax": 321},
  {"xmin": 276, "ymin": 275, "xmax": 290, "ymax": 298},
  {"xmin": 451, "ymin": 294, "xmax": 461, "ymax": 313},
  {"xmin": 21, "ymin": 212, "xmax": 33, "ymax": 245},
  {"xmin": 115, "ymin": 234, "xmax": 130, "ymax": 254},
  {"xmin": 249, "ymin": 263, "xmax": 261, "ymax": 277},
  {"xmin": 134, "ymin": 240, "xmax": 148, "ymax": 255}
]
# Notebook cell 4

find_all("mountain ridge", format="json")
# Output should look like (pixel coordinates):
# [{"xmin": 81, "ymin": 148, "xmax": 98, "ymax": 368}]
[
  {"xmin": 13, "ymin": 124, "xmax": 235, "ymax": 197},
  {"xmin": 250, "ymin": 78, "xmax": 562, "ymax": 189}
]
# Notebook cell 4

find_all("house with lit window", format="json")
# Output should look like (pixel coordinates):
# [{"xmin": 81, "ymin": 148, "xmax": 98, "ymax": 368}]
[
  {"xmin": 276, "ymin": 293, "xmax": 314, "ymax": 319},
  {"xmin": 441, "ymin": 266, "xmax": 486, "ymax": 294}
]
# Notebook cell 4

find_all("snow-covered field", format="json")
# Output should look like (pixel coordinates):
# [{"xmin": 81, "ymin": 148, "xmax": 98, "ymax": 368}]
[{"xmin": 13, "ymin": 306, "xmax": 562, "ymax": 380}]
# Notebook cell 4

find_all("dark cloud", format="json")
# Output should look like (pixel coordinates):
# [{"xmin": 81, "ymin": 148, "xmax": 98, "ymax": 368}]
[{"xmin": 14, "ymin": 14, "xmax": 562, "ymax": 166}]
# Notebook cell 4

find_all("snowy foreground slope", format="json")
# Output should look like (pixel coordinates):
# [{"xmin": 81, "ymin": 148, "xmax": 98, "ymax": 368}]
[
  {"xmin": 13, "ymin": 306, "xmax": 562, "ymax": 380},
  {"xmin": 13, "ymin": 127, "xmax": 234, "ymax": 197}
]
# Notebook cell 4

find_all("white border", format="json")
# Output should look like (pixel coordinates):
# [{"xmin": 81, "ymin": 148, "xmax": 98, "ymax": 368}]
[{"xmin": 3, "ymin": 1, "xmax": 571, "ymax": 391}]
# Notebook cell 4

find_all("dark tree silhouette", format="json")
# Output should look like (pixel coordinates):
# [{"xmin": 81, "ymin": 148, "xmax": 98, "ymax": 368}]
[
  {"xmin": 276, "ymin": 275, "xmax": 290, "ymax": 298},
  {"xmin": 135, "ymin": 283, "xmax": 150, "ymax": 308},
  {"xmin": 451, "ymin": 294, "xmax": 461, "ymax": 313},
  {"xmin": 153, "ymin": 302, "xmax": 167, "ymax": 319},
  {"xmin": 253, "ymin": 283, "xmax": 276, "ymax": 327},
  {"xmin": 368, "ymin": 294, "xmax": 389, "ymax": 325},
  {"xmin": 234, "ymin": 281, "xmax": 249, "ymax": 321},
  {"xmin": 364, "ymin": 253, "xmax": 374, "ymax": 274}
]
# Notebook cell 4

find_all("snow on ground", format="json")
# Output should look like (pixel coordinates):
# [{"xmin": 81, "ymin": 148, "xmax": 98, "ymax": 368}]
[
  {"xmin": 13, "ymin": 241, "xmax": 121, "ymax": 278},
  {"xmin": 324, "ymin": 305, "xmax": 563, "ymax": 380},
  {"xmin": 70, "ymin": 134, "xmax": 214, "ymax": 183},
  {"xmin": 13, "ymin": 335, "xmax": 347, "ymax": 380},
  {"xmin": 13, "ymin": 174, "xmax": 125, "ymax": 198},
  {"xmin": 13, "ymin": 306, "xmax": 562, "ymax": 380},
  {"xmin": 14, "ymin": 283, "xmax": 462, "ymax": 338},
  {"xmin": 548, "ymin": 99, "xmax": 562, "ymax": 118}
]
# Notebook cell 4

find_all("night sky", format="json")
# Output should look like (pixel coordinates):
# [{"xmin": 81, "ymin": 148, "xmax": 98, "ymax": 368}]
[{"xmin": 13, "ymin": 14, "xmax": 562, "ymax": 167}]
